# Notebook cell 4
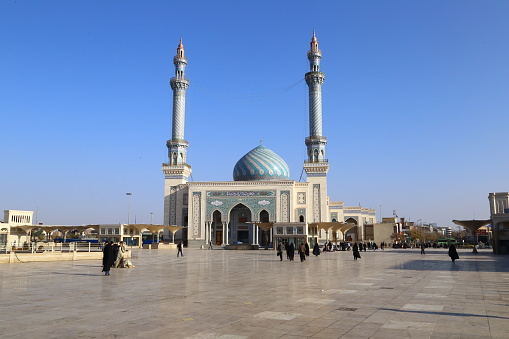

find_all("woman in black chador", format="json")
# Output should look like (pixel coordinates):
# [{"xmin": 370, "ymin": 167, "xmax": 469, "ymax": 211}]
[
  {"xmin": 102, "ymin": 241, "xmax": 115, "ymax": 276},
  {"xmin": 312, "ymin": 242, "xmax": 320, "ymax": 256},
  {"xmin": 448, "ymin": 244, "xmax": 459, "ymax": 262},
  {"xmin": 352, "ymin": 242, "xmax": 361, "ymax": 261},
  {"xmin": 288, "ymin": 242, "xmax": 295, "ymax": 261}
]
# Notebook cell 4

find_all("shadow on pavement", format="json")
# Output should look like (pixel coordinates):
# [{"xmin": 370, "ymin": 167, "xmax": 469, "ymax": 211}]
[{"xmin": 380, "ymin": 307, "xmax": 509, "ymax": 320}]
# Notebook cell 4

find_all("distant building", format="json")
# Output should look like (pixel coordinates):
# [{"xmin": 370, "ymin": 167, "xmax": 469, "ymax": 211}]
[
  {"xmin": 489, "ymin": 192, "xmax": 509, "ymax": 254},
  {"xmin": 0, "ymin": 210, "xmax": 33, "ymax": 247}
]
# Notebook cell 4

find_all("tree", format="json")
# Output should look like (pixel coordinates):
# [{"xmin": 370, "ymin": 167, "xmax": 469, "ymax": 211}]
[{"xmin": 390, "ymin": 232, "xmax": 405, "ymax": 243}]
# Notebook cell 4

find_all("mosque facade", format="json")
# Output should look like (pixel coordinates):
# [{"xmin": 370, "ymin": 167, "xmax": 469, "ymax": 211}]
[{"xmin": 162, "ymin": 35, "xmax": 376, "ymax": 248}]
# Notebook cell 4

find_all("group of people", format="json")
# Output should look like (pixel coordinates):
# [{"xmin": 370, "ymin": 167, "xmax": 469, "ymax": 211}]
[
  {"xmin": 320, "ymin": 241, "xmax": 386, "ymax": 252},
  {"xmin": 277, "ymin": 241, "xmax": 315, "ymax": 262},
  {"xmin": 275, "ymin": 240, "xmax": 461, "ymax": 263},
  {"xmin": 102, "ymin": 241, "xmax": 135, "ymax": 276}
]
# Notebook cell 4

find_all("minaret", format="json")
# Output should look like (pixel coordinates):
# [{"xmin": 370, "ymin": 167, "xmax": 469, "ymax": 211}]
[
  {"xmin": 162, "ymin": 39, "xmax": 192, "ymax": 227},
  {"xmin": 162, "ymin": 38, "xmax": 192, "ymax": 182},
  {"xmin": 303, "ymin": 32, "xmax": 329, "ymax": 223}
]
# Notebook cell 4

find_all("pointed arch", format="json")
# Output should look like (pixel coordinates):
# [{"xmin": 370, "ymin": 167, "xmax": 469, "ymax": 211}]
[{"xmin": 259, "ymin": 210, "xmax": 269, "ymax": 223}]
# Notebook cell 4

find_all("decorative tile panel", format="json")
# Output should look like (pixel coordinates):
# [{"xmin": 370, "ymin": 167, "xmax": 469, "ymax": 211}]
[
  {"xmin": 313, "ymin": 184, "xmax": 321, "ymax": 222},
  {"xmin": 192, "ymin": 192, "xmax": 201, "ymax": 236},
  {"xmin": 331, "ymin": 212, "xmax": 338, "ymax": 222},
  {"xmin": 170, "ymin": 186, "xmax": 177, "ymax": 225},
  {"xmin": 281, "ymin": 191, "xmax": 290, "ymax": 222},
  {"xmin": 205, "ymin": 190, "xmax": 276, "ymax": 222},
  {"xmin": 297, "ymin": 192, "xmax": 306, "ymax": 204}
]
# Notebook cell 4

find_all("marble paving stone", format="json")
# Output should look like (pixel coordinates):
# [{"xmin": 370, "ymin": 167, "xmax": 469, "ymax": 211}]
[
  {"xmin": 253, "ymin": 311, "xmax": 301, "ymax": 321},
  {"xmin": 382, "ymin": 320, "xmax": 435, "ymax": 331},
  {"xmin": 297, "ymin": 297, "xmax": 335, "ymax": 304},
  {"xmin": 0, "ymin": 248, "xmax": 508, "ymax": 338},
  {"xmin": 401, "ymin": 304, "xmax": 444, "ymax": 312}
]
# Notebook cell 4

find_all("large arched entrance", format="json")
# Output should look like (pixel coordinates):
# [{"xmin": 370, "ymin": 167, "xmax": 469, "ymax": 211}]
[
  {"xmin": 229, "ymin": 204, "xmax": 252, "ymax": 244},
  {"xmin": 344, "ymin": 218, "xmax": 358, "ymax": 241}
]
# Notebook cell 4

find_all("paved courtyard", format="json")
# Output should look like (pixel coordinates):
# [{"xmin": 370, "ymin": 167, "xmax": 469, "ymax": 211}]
[{"xmin": 0, "ymin": 247, "xmax": 508, "ymax": 338}]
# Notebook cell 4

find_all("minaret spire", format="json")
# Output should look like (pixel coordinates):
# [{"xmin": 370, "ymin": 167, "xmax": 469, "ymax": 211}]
[
  {"xmin": 303, "ymin": 32, "xmax": 329, "ymax": 224},
  {"xmin": 304, "ymin": 31, "xmax": 327, "ymax": 163},
  {"xmin": 162, "ymin": 38, "xmax": 191, "ymax": 181}
]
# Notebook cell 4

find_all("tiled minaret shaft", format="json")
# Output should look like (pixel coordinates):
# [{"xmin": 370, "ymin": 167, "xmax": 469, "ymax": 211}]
[
  {"xmin": 304, "ymin": 32, "xmax": 329, "ymax": 224},
  {"xmin": 304, "ymin": 32, "xmax": 328, "ymax": 166},
  {"xmin": 167, "ymin": 38, "xmax": 190, "ymax": 167},
  {"xmin": 162, "ymin": 39, "xmax": 192, "ymax": 227},
  {"xmin": 162, "ymin": 39, "xmax": 192, "ymax": 183}
]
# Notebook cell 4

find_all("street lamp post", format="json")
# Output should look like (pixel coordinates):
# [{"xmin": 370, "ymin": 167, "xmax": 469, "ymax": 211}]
[
  {"xmin": 126, "ymin": 193, "xmax": 132, "ymax": 225},
  {"xmin": 150, "ymin": 212, "xmax": 154, "ymax": 225}
]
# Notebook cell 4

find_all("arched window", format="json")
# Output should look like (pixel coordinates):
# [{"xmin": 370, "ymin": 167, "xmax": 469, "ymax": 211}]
[
  {"xmin": 299, "ymin": 215, "xmax": 305, "ymax": 222},
  {"xmin": 260, "ymin": 210, "xmax": 269, "ymax": 223}
]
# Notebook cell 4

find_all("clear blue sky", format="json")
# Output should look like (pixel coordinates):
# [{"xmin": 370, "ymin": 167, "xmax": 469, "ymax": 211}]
[{"xmin": 1, "ymin": 1, "xmax": 508, "ymax": 227}]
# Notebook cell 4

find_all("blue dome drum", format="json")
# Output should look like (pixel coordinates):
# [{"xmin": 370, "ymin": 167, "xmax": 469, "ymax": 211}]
[{"xmin": 233, "ymin": 146, "xmax": 290, "ymax": 181}]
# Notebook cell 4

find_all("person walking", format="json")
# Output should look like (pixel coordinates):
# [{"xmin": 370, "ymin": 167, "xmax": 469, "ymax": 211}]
[
  {"xmin": 448, "ymin": 244, "xmax": 459, "ymax": 262},
  {"xmin": 277, "ymin": 241, "xmax": 284, "ymax": 261},
  {"xmin": 177, "ymin": 241, "xmax": 184, "ymax": 257},
  {"xmin": 299, "ymin": 243, "xmax": 306, "ymax": 262},
  {"xmin": 353, "ymin": 242, "xmax": 361, "ymax": 261},
  {"xmin": 312, "ymin": 242, "xmax": 320, "ymax": 256},
  {"xmin": 288, "ymin": 242, "xmax": 295, "ymax": 261},
  {"xmin": 304, "ymin": 242, "xmax": 310, "ymax": 256},
  {"xmin": 209, "ymin": 240, "xmax": 213, "ymax": 250},
  {"xmin": 102, "ymin": 241, "xmax": 115, "ymax": 276},
  {"xmin": 421, "ymin": 243, "xmax": 425, "ymax": 255}
]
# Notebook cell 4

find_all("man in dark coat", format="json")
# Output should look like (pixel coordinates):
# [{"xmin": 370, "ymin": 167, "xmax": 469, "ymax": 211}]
[
  {"xmin": 448, "ymin": 244, "xmax": 459, "ymax": 262},
  {"xmin": 288, "ymin": 242, "xmax": 295, "ymax": 261},
  {"xmin": 304, "ymin": 242, "xmax": 310, "ymax": 256},
  {"xmin": 177, "ymin": 241, "xmax": 184, "ymax": 257},
  {"xmin": 312, "ymin": 242, "xmax": 320, "ymax": 256},
  {"xmin": 353, "ymin": 242, "xmax": 361, "ymax": 261},
  {"xmin": 102, "ymin": 241, "xmax": 115, "ymax": 276},
  {"xmin": 299, "ymin": 243, "xmax": 306, "ymax": 262},
  {"xmin": 112, "ymin": 242, "xmax": 119, "ymax": 261},
  {"xmin": 277, "ymin": 241, "xmax": 284, "ymax": 261}
]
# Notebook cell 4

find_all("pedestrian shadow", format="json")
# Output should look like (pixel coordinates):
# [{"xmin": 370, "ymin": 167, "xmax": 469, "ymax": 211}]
[
  {"xmin": 380, "ymin": 307, "xmax": 509, "ymax": 320},
  {"xmin": 51, "ymin": 271, "xmax": 103, "ymax": 276},
  {"xmin": 389, "ymin": 259, "xmax": 509, "ymax": 272}
]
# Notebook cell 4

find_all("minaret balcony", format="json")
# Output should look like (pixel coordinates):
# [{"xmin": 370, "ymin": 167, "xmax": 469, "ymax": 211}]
[
  {"xmin": 305, "ymin": 136, "xmax": 327, "ymax": 146},
  {"xmin": 304, "ymin": 159, "xmax": 328, "ymax": 164}
]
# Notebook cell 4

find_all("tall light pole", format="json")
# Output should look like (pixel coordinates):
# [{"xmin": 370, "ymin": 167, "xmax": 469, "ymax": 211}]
[
  {"xmin": 126, "ymin": 193, "xmax": 132, "ymax": 225},
  {"xmin": 150, "ymin": 212, "xmax": 154, "ymax": 225}
]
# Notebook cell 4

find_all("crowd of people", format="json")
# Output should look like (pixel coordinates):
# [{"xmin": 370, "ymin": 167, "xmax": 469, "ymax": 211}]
[
  {"xmin": 102, "ymin": 241, "xmax": 135, "ymax": 276},
  {"xmin": 275, "ymin": 240, "xmax": 461, "ymax": 263}
]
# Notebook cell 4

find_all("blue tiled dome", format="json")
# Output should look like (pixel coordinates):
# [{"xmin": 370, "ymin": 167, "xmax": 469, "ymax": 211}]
[{"xmin": 233, "ymin": 145, "xmax": 290, "ymax": 181}]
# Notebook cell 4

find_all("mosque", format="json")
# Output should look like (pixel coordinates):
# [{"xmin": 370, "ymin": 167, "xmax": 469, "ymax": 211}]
[{"xmin": 162, "ymin": 34, "xmax": 376, "ymax": 248}]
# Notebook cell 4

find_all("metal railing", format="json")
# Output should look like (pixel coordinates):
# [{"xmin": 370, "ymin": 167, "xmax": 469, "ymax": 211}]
[{"xmin": 0, "ymin": 241, "xmax": 103, "ymax": 254}]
